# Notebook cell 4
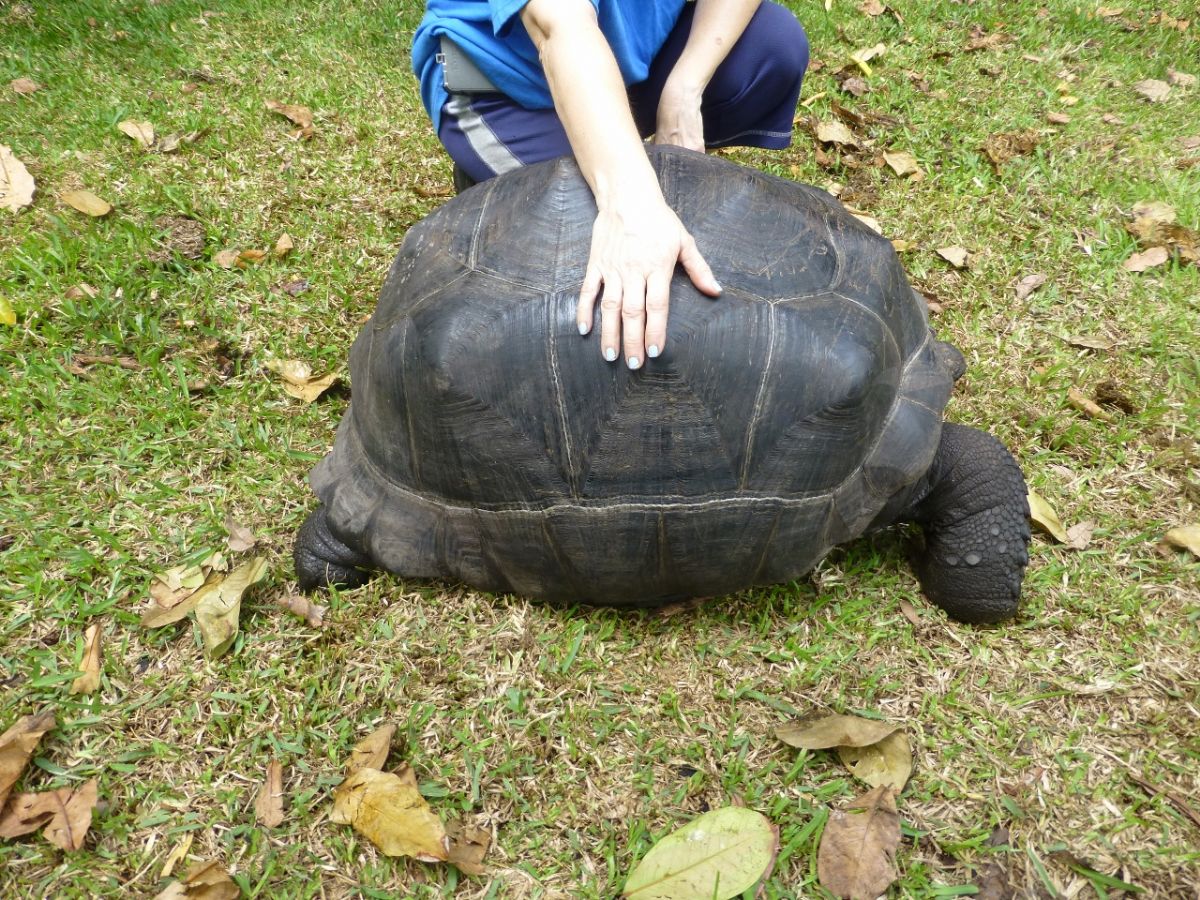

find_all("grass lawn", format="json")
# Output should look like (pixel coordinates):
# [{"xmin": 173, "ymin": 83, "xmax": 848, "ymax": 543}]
[{"xmin": 2, "ymin": 0, "xmax": 1198, "ymax": 896}]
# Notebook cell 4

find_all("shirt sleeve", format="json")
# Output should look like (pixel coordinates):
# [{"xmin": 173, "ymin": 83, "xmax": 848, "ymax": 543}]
[{"xmin": 490, "ymin": 0, "xmax": 601, "ymax": 38}]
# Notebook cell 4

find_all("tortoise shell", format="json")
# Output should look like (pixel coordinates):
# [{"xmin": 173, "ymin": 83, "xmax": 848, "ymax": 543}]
[{"xmin": 309, "ymin": 145, "xmax": 959, "ymax": 604}]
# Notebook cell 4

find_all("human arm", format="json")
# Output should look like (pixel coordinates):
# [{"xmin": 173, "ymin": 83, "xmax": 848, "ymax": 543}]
[
  {"xmin": 654, "ymin": 0, "xmax": 761, "ymax": 151},
  {"xmin": 520, "ymin": 0, "xmax": 721, "ymax": 368}
]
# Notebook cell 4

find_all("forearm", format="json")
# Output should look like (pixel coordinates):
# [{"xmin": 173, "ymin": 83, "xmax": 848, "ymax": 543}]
[
  {"xmin": 667, "ymin": 0, "xmax": 761, "ymax": 93},
  {"xmin": 521, "ymin": 0, "xmax": 658, "ymax": 209}
]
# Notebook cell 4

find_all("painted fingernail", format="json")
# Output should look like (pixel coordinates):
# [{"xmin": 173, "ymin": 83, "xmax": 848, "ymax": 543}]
[
  {"xmin": 578, "ymin": 321, "xmax": 589, "ymax": 335},
  {"xmin": 605, "ymin": 347, "xmax": 617, "ymax": 362},
  {"xmin": 647, "ymin": 344, "xmax": 660, "ymax": 358},
  {"xmin": 713, "ymin": 280, "xmax": 723, "ymax": 292},
  {"xmin": 627, "ymin": 356, "xmax": 641, "ymax": 370}
]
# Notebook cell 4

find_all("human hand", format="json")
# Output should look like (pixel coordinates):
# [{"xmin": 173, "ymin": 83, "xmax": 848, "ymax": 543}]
[
  {"xmin": 577, "ymin": 195, "xmax": 721, "ymax": 369},
  {"xmin": 653, "ymin": 78, "xmax": 705, "ymax": 152}
]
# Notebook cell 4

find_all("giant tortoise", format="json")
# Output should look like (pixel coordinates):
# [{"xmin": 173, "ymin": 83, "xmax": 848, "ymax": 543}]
[{"xmin": 295, "ymin": 145, "xmax": 1031, "ymax": 623}]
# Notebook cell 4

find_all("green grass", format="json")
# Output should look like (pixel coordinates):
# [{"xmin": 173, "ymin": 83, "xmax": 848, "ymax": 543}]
[{"xmin": 2, "ymin": 0, "xmax": 1198, "ymax": 897}]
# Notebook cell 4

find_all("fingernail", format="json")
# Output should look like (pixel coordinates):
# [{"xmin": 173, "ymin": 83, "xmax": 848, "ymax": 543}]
[
  {"xmin": 578, "ymin": 321, "xmax": 589, "ymax": 335},
  {"xmin": 647, "ymin": 344, "xmax": 660, "ymax": 358},
  {"xmin": 627, "ymin": 356, "xmax": 641, "ymax": 370},
  {"xmin": 713, "ymin": 280, "xmax": 723, "ymax": 293},
  {"xmin": 605, "ymin": 347, "xmax": 617, "ymax": 362}
]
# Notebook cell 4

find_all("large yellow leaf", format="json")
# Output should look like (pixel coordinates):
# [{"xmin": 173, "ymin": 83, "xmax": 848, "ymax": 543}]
[
  {"xmin": 331, "ymin": 767, "xmax": 449, "ymax": 861},
  {"xmin": 194, "ymin": 556, "xmax": 269, "ymax": 658}
]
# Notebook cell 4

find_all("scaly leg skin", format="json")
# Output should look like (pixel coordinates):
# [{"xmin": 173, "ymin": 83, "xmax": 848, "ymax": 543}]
[
  {"xmin": 908, "ymin": 423, "xmax": 1031, "ymax": 624},
  {"xmin": 294, "ymin": 504, "xmax": 374, "ymax": 592}
]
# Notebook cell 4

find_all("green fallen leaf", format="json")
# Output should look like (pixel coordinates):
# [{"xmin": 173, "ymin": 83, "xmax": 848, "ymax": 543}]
[
  {"xmin": 1028, "ymin": 490, "xmax": 1070, "ymax": 543},
  {"xmin": 194, "ymin": 556, "xmax": 268, "ymax": 658},
  {"xmin": 623, "ymin": 807, "xmax": 778, "ymax": 899}
]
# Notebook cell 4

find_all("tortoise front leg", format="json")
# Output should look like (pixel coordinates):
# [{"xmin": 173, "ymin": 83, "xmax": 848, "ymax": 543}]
[
  {"xmin": 294, "ymin": 504, "xmax": 374, "ymax": 592},
  {"xmin": 904, "ymin": 423, "xmax": 1031, "ymax": 623}
]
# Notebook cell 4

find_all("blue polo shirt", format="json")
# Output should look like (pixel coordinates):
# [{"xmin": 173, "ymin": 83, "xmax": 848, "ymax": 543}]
[{"xmin": 412, "ymin": 1, "xmax": 687, "ymax": 133}]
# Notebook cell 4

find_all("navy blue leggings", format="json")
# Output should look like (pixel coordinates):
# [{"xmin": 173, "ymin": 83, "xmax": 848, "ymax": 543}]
[{"xmin": 440, "ymin": 1, "xmax": 809, "ymax": 183}]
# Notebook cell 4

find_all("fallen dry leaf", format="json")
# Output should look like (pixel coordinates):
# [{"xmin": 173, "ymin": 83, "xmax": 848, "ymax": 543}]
[
  {"xmin": 1028, "ymin": 490, "xmax": 1070, "ymax": 543},
  {"xmin": 1014, "ymin": 273, "xmax": 1047, "ymax": 300},
  {"xmin": 777, "ymin": 714, "xmax": 897, "ymax": 750},
  {"xmin": 965, "ymin": 31, "xmax": 1012, "ymax": 52},
  {"xmin": 156, "ymin": 129, "xmax": 205, "ymax": 154},
  {"xmin": 859, "ymin": 0, "xmax": 885, "ymax": 14},
  {"xmin": 266, "ymin": 358, "xmax": 339, "ymax": 403},
  {"xmin": 224, "ymin": 515, "xmax": 258, "ymax": 553},
  {"xmin": 117, "ymin": 120, "xmax": 155, "ymax": 149},
  {"xmin": 65, "ymin": 283, "xmax": 98, "ymax": 300},
  {"xmin": 149, "ymin": 552, "xmax": 226, "ymax": 609},
  {"xmin": 837, "ymin": 731, "xmax": 912, "ymax": 791},
  {"xmin": 1168, "ymin": 69, "xmax": 1197, "ymax": 88},
  {"xmin": 1123, "ymin": 246, "xmax": 1169, "ymax": 272},
  {"xmin": 890, "ymin": 239, "xmax": 915, "ymax": 252},
  {"xmin": 1163, "ymin": 525, "xmax": 1200, "ymax": 556},
  {"xmin": 1064, "ymin": 521, "xmax": 1095, "ymax": 551},
  {"xmin": 1149, "ymin": 12, "xmax": 1190, "ymax": 32},
  {"xmin": 69, "ymin": 624, "xmax": 102, "ymax": 695},
  {"xmin": 1, "ymin": 297, "xmax": 16, "ymax": 326},
  {"xmin": 814, "ymin": 120, "xmax": 859, "ymax": 147},
  {"xmin": 276, "ymin": 594, "xmax": 327, "ymax": 628},
  {"xmin": 161, "ymin": 834, "xmax": 193, "ymax": 879},
  {"xmin": 0, "ymin": 710, "xmax": 55, "ymax": 809},
  {"xmin": 937, "ymin": 246, "xmax": 970, "ymax": 269},
  {"xmin": 254, "ymin": 760, "xmax": 284, "ymax": 828},
  {"xmin": 10, "ymin": 77, "xmax": 40, "ymax": 95},
  {"xmin": 265, "ymin": 99, "xmax": 313, "ymax": 130},
  {"xmin": 1046, "ymin": 111, "xmax": 1071, "ymax": 125},
  {"xmin": 446, "ymin": 820, "xmax": 491, "ymax": 876},
  {"xmin": 0, "ymin": 779, "xmax": 98, "ymax": 851},
  {"xmin": 278, "ymin": 278, "xmax": 310, "ymax": 296},
  {"xmin": 839, "ymin": 76, "xmax": 869, "ymax": 97},
  {"xmin": 331, "ymin": 766, "xmax": 448, "ymax": 861},
  {"xmin": 983, "ymin": 129, "xmax": 1039, "ymax": 168},
  {"xmin": 154, "ymin": 859, "xmax": 240, "ymax": 900},
  {"xmin": 1096, "ymin": 6, "xmax": 1124, "ymax": 16},
  {"xmin": 851, "ymin": 213, "xmax": 882, "ymax": 234},
  {"xmin": 898, "ymin": 599, "xmax": 922, "ymax": 626},
  {"xmin": 1133, "ymin": 79, "xmax": 1171, "ymax": 102},
  {"xmin": 848, "ymin": 43, "xmax": 886, "ymax": 77},
  {"xmin": 817, "ymin": 786, "xmax": 899, "ymax": 900},
  {"xmin": 1063, "ymin": 334, "xmax": 1115, "ymax": 351},
  {"xmin": 62, "ymin": 190, "xmax": 111, "ymax": 217},
  {"xmin": 273, "ymin": 233, "xmax": 294, "ymax": 258},
  {"xmin": 347, "ymin": 723, "xmax": 396, "ymax": 774},
  {"xmin": 194, "ymin": 556, "xmax": 269, "ymax": 658},
  {"xmin": 882, "ymin": 151, "xmax": 920, "ymax": 177},
  {"xmin": 1125, "ymin": 201, "xmax": 1198, "ymax": 266},
  {"xmin": 213, "ymin": 249, "xmax": 239, "ymax": 269},
  {"xmin": 1067, "ymin": 386, "xmax": 1114, "ymax": 421},
  {"xmin": 1, "ymin": 144, "xmax": 36, "ymax": 213}
]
